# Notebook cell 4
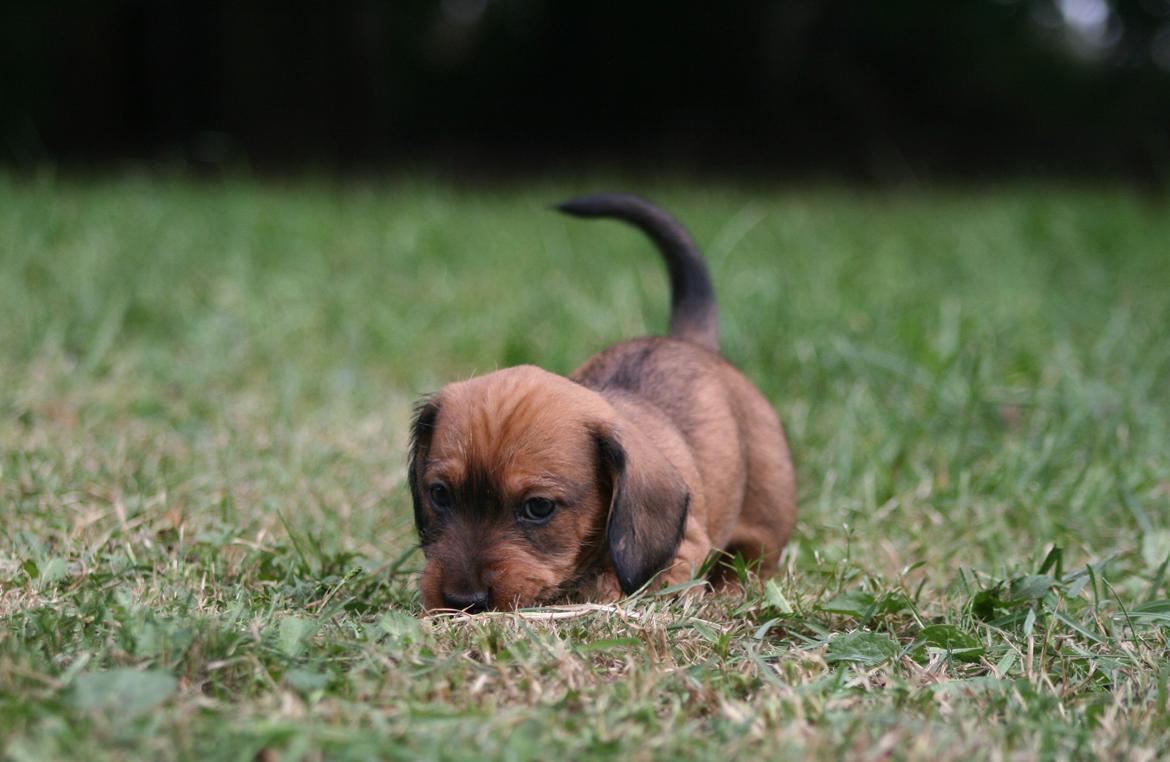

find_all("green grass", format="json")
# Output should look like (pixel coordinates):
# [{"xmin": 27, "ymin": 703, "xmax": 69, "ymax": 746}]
[{"xmin": 1, "ymin": 174, "xmax": 1169, "ymax": 761}]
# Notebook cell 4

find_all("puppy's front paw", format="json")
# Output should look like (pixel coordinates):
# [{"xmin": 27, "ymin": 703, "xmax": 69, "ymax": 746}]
[{"xmin": 577, "ymin": 569, "xmax": 624, "ymax": 603}]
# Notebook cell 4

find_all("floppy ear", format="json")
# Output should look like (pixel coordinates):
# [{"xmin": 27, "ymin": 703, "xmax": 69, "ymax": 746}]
[
  {"xmin": 593, "ymin": 425, "xmax": 690, "ymax": 595},
  {"xmin": 408, "ymin": 397, "xmax": 441, "ymax": 544}
]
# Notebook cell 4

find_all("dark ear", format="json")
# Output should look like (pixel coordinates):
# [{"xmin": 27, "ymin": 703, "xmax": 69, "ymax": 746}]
[
  {"xmin": 593, "ymin": 426, "xmax": 690, "ymax": 595},
  {"xmin": 408, "ymin": 397, "xmax": 441, "ymax": 543}
]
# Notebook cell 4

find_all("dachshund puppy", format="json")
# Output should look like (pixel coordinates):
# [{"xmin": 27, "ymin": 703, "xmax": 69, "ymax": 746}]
[{"xmin": 409, "ymin": 194, "xmax": 796, "ymax": 612}]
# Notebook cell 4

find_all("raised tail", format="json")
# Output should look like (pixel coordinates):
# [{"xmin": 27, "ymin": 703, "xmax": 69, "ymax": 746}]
[{"xmin": 553, "ymin": 193, "xmax": 719, "ymax": 353}]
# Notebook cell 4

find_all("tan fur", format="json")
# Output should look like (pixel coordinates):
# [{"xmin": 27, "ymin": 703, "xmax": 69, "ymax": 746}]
[{"xmin": 412, "ymin": 341, "xmax": 796, "ymax": 611}]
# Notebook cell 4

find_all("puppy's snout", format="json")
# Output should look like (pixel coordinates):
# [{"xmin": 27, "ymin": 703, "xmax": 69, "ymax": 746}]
[{"xmin": 442, "ymin": 589, "xmax": 491, "ymax": 613}]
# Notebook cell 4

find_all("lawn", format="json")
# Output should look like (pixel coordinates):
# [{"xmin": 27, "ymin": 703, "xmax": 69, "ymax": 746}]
[{"xmin": 1, "ymin": 175, "xmax": 1168, "ymax": 760}]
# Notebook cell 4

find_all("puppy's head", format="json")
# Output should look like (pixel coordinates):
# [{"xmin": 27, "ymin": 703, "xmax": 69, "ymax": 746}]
[{"xmin": 408, "ymin": 365, "xmax": 689, "ymax": 612}]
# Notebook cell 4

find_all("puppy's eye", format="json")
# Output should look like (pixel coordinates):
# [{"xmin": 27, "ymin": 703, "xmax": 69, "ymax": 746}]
[
  {"xmin": 519, "ymin": 497, "xmax": 557, "ymax": 524},
  {"xmin": 428, "ymin": 483, "xmax": 452, "ymax": 510}
]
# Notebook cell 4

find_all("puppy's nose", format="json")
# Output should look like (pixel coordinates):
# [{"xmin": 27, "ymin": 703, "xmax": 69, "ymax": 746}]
[{"xmin": 442, "ymin": 590, "xmax": 490, "ymax": 613}]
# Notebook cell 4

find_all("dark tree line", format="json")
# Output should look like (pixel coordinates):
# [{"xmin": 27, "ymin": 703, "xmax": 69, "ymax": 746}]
[{"xmin": 3, "ymin": 0, "xmax": 1169, "ymax": 180}]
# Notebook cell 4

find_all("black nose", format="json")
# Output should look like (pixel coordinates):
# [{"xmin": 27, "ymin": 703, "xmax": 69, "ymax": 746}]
[{"xmin": 442, "ymin": 590, "xmax": 490, "ymax": 613}]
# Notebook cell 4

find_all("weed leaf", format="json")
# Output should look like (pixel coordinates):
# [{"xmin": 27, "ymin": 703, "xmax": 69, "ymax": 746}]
[
  {"xmin": 72, "ymin": 669, "xmax": 177, "ymax": 716},
  {"xmin": 277, "ymin": 616, "xmax": 318, "ymax": 657},
  {"xmin": 826, "ymin": 631, "xmax": 900, "ymax": 666}
]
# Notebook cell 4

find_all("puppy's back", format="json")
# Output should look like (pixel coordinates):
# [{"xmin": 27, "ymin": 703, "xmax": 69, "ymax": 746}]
[{"xmin": 574, "ymin": 337, "xmax": 792, "ymax": 547}]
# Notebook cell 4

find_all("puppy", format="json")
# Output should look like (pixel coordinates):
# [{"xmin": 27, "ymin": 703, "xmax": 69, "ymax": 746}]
[{"xmin": 409, "ymin": 194, "xmax": 796, "ymax": 612}]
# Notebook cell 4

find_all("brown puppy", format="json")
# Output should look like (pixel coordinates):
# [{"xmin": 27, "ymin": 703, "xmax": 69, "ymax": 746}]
[{"xmin": 409, "ymin": 194, "xmax": 796, "ymax": 612}]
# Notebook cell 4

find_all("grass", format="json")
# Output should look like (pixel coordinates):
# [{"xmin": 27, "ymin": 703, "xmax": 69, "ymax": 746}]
[{"xmin": 1, "ymin": 173, "xmax": 1168, "ymax": 760}]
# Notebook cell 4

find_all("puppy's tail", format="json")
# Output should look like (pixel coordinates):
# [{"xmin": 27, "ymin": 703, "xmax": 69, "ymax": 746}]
[{"xmin": 553, "ymin": 193, "xmax": 719, "ymax": 353}]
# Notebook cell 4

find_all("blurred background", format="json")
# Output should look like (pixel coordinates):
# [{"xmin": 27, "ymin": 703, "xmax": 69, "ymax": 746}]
[{"xmin": 3, "ymin": 0, "xmax": 1170, "ymax": 184}]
